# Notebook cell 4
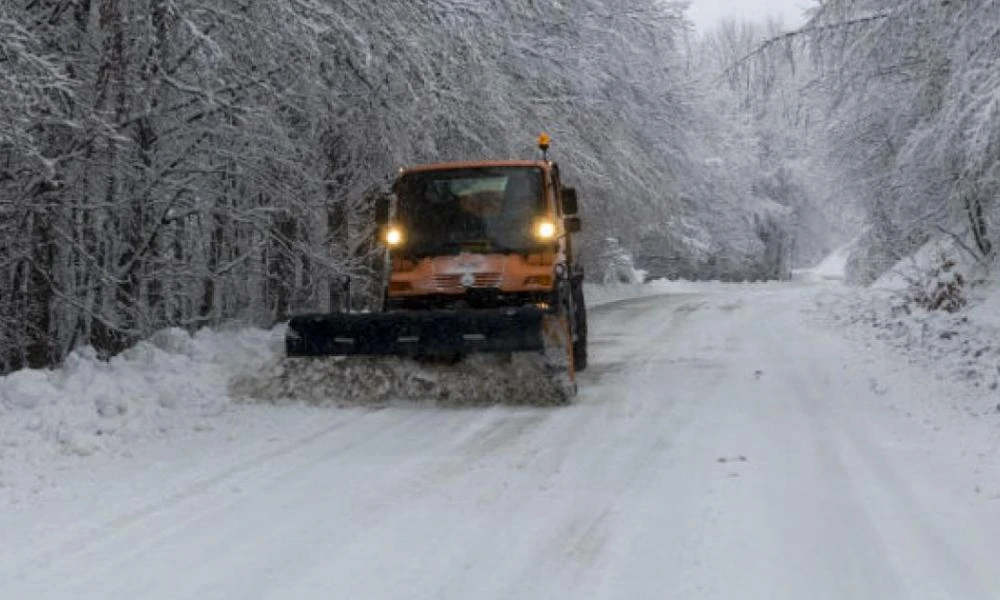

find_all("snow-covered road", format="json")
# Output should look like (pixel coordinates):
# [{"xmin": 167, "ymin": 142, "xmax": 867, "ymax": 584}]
[{"xmin": 3, "ymin": 281, "xmax": 999, "ymax": 599}]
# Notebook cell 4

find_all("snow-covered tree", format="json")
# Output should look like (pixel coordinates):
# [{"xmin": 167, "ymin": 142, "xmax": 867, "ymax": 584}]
[{"xmin": 738, "ymin": 0, "xmax": 1000, "ymax": 282}]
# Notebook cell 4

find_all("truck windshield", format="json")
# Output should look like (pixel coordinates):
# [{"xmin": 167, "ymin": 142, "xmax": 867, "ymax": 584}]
[{"xmin": 394, "ymin": 166, "xmax": 545, "ymax": 256}]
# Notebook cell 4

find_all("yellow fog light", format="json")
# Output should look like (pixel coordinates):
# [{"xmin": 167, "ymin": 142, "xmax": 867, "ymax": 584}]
[
  {"xmin": 385, "ymin": 225, "xmax": 404, "ymax": 247},
  {"xmin": 534, "ymin": 220, "xmax": 556, "ymax": 241}
]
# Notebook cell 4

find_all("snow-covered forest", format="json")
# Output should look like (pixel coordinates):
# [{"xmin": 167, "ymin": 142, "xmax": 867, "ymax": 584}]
[
  {"xmin": 2, "ymin": 0, "xmax": 998, "ymax": 374},
  {"xmin": 701, "ymin": 0, "xmax": 1000, "ymax": 283},
  {"xmin": 0, "ymin": 0, "xmax": 789, "ymax": 374}
]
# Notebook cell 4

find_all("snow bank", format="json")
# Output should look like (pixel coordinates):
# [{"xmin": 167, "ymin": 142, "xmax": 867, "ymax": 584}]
[
  {"xmin": 871, "ymin": 236, "xmax": 984, "ymax": 292},
  {"xmin": 0, "ymin": 327, "xmax": 277, "ymax": 467},
  {"xmin": 824, "ymin": 289, "xmax": 1000, "ymax": 393},
  {"xmin": 815, "ymin": 237, "xmax": 1000, "ymax": 401}
]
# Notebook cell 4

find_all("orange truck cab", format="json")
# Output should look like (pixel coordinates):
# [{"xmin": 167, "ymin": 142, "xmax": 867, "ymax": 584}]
[{"xmin": 383, "ymin": 159, "xmax": 580, "ymax": 311}]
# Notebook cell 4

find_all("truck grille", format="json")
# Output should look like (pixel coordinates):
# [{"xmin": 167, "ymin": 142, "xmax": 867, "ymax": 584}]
[
  {"xmin": 432, "ymin": 274, "xmax": 461, "ymax": 288},
  {"xmin": 473, "ymin": 273, "xmax": 502, "ymax": 287},
  {"xmin": 432, "ymin": 273, "xmax": 502, "ymax": 289}
]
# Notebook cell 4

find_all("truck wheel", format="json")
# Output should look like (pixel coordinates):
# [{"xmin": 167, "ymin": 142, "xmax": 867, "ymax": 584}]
[
  {"xmin": 573, "ymin": 337, "xmax": 588, "ymax": 371},
  {"xmin": 571, "ymin": 281, "xmax": 588, "ymax": 371}
]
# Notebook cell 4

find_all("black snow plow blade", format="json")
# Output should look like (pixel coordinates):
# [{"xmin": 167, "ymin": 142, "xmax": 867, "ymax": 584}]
[{"xmin": 286, "ymin": 307, "xmax": 546, "ymax": 358}]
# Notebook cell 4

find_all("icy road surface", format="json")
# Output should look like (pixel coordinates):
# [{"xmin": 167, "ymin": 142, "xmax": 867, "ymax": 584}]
[{"xmin": 3, "ymin": 282, "xmax": 1000, "ymax": 599}]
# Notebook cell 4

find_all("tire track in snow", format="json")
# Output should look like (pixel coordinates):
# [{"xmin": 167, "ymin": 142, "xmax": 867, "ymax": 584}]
[
  {"xmin": 10, "ymin": 283, "xmax": 999, "ymax": 600},
  {"xmin": 771, "ymin": 305, "xmax": 993, "ymax": 599},
  {"xmin": 428, "ymin": 293, "xmax": 723, "ymax": 599},
  {"xmin": 834, "ymin": 399, "xmax": 993, "ymax": 598},
  {"xmin": 26, "ymin": 408, "xmax": 560, "ymax": 598},
  {"xmin": 10, "ymin": 416, "xmax": 356, "ymax": 574},
  {"xmin": 10, "ymin": 410, "xmax": 424, "ymax": 590}
]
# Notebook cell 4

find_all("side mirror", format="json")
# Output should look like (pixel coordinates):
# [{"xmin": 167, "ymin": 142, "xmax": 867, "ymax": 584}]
[
  {"xmin": 374, "ymin": 195, "xmax": 390, "ymax": 226},
  {"xmin": 564, "ymin": 216, "xmax": 581, "ymax": 233},
  {"xmin": 561, "ymin": 187, "xmax": 579, "ymax": 216}
]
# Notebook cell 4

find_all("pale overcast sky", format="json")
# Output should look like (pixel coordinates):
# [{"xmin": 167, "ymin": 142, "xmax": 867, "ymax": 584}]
[{"xmin": 686, "ymin": 0, "xmax": 812, "ymax": 32}]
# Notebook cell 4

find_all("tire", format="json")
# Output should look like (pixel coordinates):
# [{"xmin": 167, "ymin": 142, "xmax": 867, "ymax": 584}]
[
  {"xmin": 573, "ymin": 337, "xmax": 588, "ymax": 371},
  {"xmin": 571, "ymin": 280, "xmax": 588, "ymax": 371}
]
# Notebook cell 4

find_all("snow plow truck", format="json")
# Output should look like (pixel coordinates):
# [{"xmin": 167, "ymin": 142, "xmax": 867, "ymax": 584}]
[{"xmin": 285, "ymin": 135, "xmax": 587, "ymax": 403}]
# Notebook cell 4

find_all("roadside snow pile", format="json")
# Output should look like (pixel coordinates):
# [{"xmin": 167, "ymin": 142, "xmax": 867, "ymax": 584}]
[
  {"xmin": 0, "ymin": 327, "xmax": 277, "ymax": 460},
  {"xmin": 819, "ymin": 238, "xmax": 1000, "ymax": 401},
  {"xmin": 868, "ymin": 236, "xmax": 980, "ymax": 316},
  {"xmin": 827, "ymin": 289, "xmax": 1000, "ymax": 395}
]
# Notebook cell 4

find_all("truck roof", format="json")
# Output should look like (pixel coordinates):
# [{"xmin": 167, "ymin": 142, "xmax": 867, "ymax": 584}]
[{"xmin": 399, "ymin": 159, "xmax": 551, "ymax": 175}]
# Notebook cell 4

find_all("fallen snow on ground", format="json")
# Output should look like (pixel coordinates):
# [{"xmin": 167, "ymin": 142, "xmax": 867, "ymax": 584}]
[
  {"xmin": 818, "ymin": 287, "xmax": 1000, "ymax": 400},
  {"xmin": 7, "ymin": 266, "xmax": 994, "ymax": 502},
  {"xmin": 870, "ymin": 236, "xmax": 975, "ymax": 292},
  {"xmin": 0, "ymin": 283, "xmax": 660, "ymax": 497},
  {"xmin": 813, "ymin": 238, "xmax": 1000, "ymax": 405},
  {"xmin": 0, "ymin": 327, "xmax": 279, "ymax": 492},
  {"xmin": 967, "ymin": 276, "xmax": 1000, "ymax": 329},
  {"xmin": 2, "ymin": 274, "xmax": 999, "ymax": 599}
]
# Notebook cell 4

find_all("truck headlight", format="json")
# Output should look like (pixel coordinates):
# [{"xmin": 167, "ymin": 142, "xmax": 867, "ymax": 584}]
[
  {"xmin": 534, "ymin": 220, "xmax": 557, "ymax": 241},
  {"xmin": 385, "ymin": 225, "xmax": 404, "ymax": 247}
]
